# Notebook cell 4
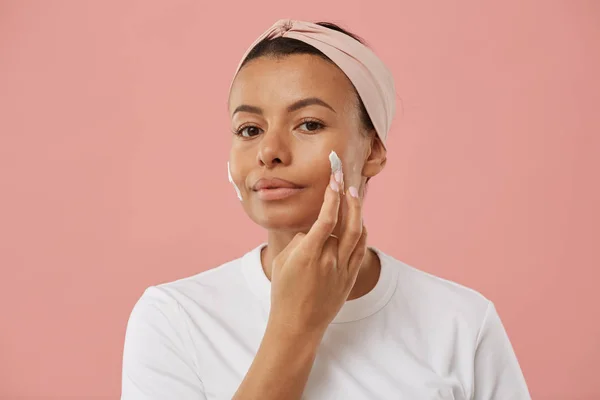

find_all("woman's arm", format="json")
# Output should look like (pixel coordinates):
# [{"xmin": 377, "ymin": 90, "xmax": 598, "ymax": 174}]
[{"xmin": 232, "ymin": 323, "xmax": 324, "ymax": 400}]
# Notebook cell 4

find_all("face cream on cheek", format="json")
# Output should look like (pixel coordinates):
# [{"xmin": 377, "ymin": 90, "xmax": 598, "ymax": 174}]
[
  {"xmin": 227, "ymin": 162, "xmax": 243, "ymax": 201},
  {"xmin": 329, "ymin": 150, "xmax": 342, "ymax": 174},
  {"xmin": 329, "ymin": 150, "xmax": 343, "ymax": 186}
]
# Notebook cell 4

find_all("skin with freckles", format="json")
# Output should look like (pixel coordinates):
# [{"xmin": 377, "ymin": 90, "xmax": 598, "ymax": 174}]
[{"xmin": 228, "ymin": 53, "xmax": 387, "ymax": 299}]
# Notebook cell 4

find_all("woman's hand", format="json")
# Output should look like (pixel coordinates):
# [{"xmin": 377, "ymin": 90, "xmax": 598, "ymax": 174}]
[{"xmin": 268, "ymin": 171, "xmax": 367, "ymax": 337}]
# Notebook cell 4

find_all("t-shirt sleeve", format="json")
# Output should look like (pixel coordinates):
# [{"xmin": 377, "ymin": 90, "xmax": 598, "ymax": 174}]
[
  {"xmin": 472, "ymin": 301, "xmax": 531, "ymax": 400},
  {"xmin": 121, "ymin": 287, "xmax": 207, "ymax": 400}
]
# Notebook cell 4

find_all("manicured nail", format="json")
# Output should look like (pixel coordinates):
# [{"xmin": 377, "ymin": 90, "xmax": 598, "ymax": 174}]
[
  {"xmin": 330, "ymin": 175, "xmax": 340, "ymax": 192},
  {"xmin": 349, "ymin": 186, "xmax": 359, "ymax": 198},
  {"xmin": 334, "ymin": 169, "xmax": 343, "ymax": 185}
]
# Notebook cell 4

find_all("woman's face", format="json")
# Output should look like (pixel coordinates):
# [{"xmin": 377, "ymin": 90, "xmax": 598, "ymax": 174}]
[{"xmin": 228, "ymin": 54, "xmax": 381, "ymax": 232}]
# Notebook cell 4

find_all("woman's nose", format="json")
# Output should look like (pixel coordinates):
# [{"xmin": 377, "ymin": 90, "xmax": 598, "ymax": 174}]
[{"xmin": 257, "ymin": 131, "xmax": 291, "ymax": 168}]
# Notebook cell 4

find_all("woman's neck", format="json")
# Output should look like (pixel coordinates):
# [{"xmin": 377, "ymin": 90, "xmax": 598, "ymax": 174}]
[{"xmin": 260, "ymin": 230, "xmax": 381, "ymax": 301}]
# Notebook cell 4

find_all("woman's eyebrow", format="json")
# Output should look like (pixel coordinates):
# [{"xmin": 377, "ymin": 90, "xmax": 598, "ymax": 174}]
[
  {"xmin": 287, "ymin": 97, "xmax": 336, "ymax": 113},
  {"xmin": 232, "ymin": 104, "xmax": 262, "ymax": 117},
  {"xmin": 232, "ymin": 97, "xmax": 336, "ymax": 117}
]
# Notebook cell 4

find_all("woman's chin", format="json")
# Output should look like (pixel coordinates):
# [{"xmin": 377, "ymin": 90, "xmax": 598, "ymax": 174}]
[{"xmin": 246, "ymin": 209, "xmax": 317, "ymax": 232}]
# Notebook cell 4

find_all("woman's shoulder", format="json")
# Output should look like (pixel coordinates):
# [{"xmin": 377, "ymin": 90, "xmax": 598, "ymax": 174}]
[
  {"xmin": 376, "ymin": 248, "xmax": 492, "ymax": 322},
  {"xmin": 131, "ymin": 244, "xmax": 262, "ymax": 314}
]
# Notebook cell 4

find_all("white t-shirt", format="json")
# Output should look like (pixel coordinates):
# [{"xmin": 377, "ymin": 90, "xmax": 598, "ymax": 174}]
[{"xmin": 121, "ymin": 244, "xmax": 531, "ymax": 399}]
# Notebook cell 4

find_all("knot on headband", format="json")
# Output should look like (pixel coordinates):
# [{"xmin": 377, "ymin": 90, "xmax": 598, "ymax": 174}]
[
  {"xmin": 275, "ymin": 19, "xmax": 294, "ymax": 35},
  {"xmin": 230, "ymin": 19, "xmax": 396, "ymax": 146}
]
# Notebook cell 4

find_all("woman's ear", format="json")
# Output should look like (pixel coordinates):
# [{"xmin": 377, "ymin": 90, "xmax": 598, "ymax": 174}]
[{"xmin": 362, "ymin": 134, "xmax": 387, "ymax": 178}]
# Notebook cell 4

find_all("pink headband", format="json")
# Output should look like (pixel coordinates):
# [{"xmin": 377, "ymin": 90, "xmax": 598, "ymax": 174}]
[{"xmin": 230, "ymin": 19, "xmax": 396, "ymax": 145}]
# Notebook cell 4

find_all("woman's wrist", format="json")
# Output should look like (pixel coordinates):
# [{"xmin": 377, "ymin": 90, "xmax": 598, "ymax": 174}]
[{"xmin": 264, "ymin": 319, "xmax": 325, "ymax": 353}]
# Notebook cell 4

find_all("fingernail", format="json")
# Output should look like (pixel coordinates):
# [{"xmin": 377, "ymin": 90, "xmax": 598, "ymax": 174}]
[
  {"xmin": 349, "ymin": 186, "xmax": 359, "ymax": 198},
  {"xmin": 334, "ymin": 169, "xmax": 343, "ymax": 185},
  {"xmin": 330, "ymin": 175, "xmax": 340, "ymax": 192}
]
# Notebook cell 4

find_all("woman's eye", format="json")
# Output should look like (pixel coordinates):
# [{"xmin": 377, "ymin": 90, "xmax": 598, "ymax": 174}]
[
  {"xmin": 237, "ymin": 126, "xmax": 261, "ymax": 138},
  {"xmin": 299, "ymin": 120, "xmax": 324, "ymax": 132}
]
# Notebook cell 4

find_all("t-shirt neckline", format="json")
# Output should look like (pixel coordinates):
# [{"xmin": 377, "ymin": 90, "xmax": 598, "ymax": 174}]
[{"xmin": 241, "ymin": 243, "xmax": 398, "ymax": 324}]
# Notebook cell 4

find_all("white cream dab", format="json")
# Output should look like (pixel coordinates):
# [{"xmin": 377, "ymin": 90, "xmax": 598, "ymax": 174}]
[
  {"xmin": 329, "ymin": 150, "xmax": 342, "ymax": 174},
  {"xmin": 227, "ymin": 162, "xmax": 242, "ymax": 201}
]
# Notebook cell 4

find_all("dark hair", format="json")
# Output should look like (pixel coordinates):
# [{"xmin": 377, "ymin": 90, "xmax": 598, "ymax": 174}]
[{"xmin": 239, "ymin": 22, "xmax": 376, "ymax": 133}]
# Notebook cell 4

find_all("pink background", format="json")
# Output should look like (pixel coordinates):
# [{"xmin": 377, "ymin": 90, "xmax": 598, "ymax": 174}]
[{"xmin": 1, "ymin": 1, "xmax": 599, "ymax": 399}]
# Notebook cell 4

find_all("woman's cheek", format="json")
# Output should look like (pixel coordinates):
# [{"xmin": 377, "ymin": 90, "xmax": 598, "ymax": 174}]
[
  {"xmin": 294, "ymin": 140, "xmax": 332, "ymax": 168},
  {"xmin": 340, "ymin": 148, "xmax": 366, "ymax": 189}
]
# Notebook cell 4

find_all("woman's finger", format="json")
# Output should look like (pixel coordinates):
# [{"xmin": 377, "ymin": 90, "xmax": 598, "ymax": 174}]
[
  {"xmin": 337, "ymin": 186, "xmax": 363, "ymax": 268},
  {"xmin": 279, "ymin": 232, "xmax": 306, "ymax": 261},
  {"xmin": 302, "ymin": 173, "xmax": 342, "ymax": 251},
  {"xmin": 347, "ymin": 224, "xmax": 368, "ymax": 275},
  {"xmin": 273, "ymin": 232, "xmax": 306, "ymax": 279},
  {"xmin": 320, "ymin": 235, "xmax": 339, "ymax": 270}
]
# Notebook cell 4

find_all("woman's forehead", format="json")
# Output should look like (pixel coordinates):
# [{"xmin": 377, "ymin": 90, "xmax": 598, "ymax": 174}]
[{"xmin": 229, "ymin": 54, "xmax": 356, "ymax": 111}]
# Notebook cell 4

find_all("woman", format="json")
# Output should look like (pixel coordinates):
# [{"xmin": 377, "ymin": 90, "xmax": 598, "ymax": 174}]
[{"xmin": 121, "ymin": 19, "xmax": 531, "ymax": 399}]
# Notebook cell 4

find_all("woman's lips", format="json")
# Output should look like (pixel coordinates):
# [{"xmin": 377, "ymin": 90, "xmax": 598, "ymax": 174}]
[
  {"xmin": 252, "ymin": 178, "xmax": 304, "ymax": 201},
  {"xmin": 255, "ymin": 187, "xmax": 304, "ymax": 201}
]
